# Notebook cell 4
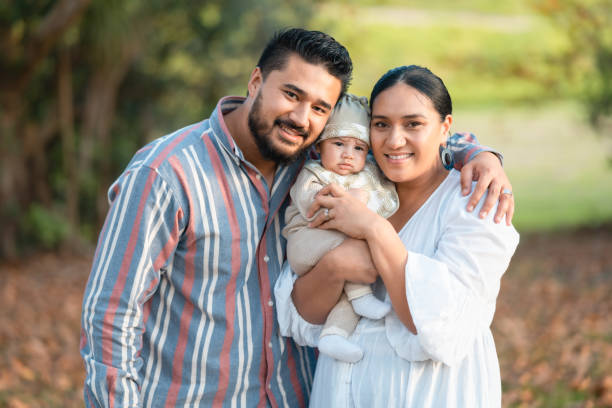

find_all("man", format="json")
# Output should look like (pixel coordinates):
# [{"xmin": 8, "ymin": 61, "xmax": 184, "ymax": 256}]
[{"xmin": 81, "ymin": 28, "xmax": 513, "ymax": 407}]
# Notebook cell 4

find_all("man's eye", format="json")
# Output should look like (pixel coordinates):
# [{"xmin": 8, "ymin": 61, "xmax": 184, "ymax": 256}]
[{"xmin": 285, "ymin": 90, "xmax": 297, "ymax": 99}]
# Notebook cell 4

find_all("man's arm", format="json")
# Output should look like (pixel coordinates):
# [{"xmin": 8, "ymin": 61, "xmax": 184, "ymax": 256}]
[
  {"xmin": 80, "ymin": 166, "xmax": 183, "ymax": 407},
  {"xmin": 448, "ymin": 132, "xmax": 514, "ymax": 225},
  {"xmin": 292, "ymin": 238, "xmax": 378, "ymax": 324}
]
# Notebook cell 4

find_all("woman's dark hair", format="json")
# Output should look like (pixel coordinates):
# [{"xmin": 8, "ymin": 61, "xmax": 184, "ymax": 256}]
[
  {"xmin": 370, "ymin": 65, "xmax": 452, "ymax": 121},
  {"xmin": 257, "ymin": 28, "xmax": 353, "ymax": 95}
]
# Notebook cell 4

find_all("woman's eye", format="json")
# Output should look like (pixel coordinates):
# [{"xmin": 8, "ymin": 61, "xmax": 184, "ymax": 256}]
[
  {"xmin": 407, "ymin": 121, "xmax": 422, "ymax": 128},
  {"xmin": 373, "ymin": 121, "xmax": 387, "ymax": 128}
]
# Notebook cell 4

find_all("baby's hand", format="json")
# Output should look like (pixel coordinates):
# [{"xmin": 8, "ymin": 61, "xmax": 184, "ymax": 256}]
[{"xmin": 347, "ymin": 188, "xmax": 368, "ymax": 204}]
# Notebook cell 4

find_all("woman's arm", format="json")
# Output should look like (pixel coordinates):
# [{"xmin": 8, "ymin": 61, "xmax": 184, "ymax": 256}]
[
  {"xmin": 292, "ymin": 238, "xmax": 378, "ymax": 324},
  {"xmin": 308, "ymin": 183, "xmax": 416, "ymax": 332}
]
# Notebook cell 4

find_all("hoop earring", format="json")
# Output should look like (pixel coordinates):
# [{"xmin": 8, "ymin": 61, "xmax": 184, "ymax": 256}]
[{"xmin": 439, "ymin": 145, "xmax": 454, "ymax": 170}]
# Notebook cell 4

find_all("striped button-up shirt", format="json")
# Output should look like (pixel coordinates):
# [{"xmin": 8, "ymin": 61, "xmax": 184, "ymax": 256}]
[{"xmin": 80, "ymin": 96, "xmax": 491, "ymax": 407}]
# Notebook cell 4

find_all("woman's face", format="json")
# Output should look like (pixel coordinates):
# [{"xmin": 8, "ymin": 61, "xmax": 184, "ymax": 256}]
[{"xmin": 370, "ymin": 82, "xmax": 451, "ymax": 184}]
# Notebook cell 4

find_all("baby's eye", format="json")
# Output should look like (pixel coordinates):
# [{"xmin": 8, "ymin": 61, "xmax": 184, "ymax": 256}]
[
  {"xmin": 355, "ymin": 146, "xmax": 365, "ymax": 151},
  {"xmin": 333, "ymin": 141, "xmax": 344, "ymax": 147}
]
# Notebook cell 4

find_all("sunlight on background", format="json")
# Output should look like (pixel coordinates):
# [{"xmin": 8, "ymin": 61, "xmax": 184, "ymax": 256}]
[
  {"xmin": 1, "ymin": 1, "xmax": 611, "ymax": 406},
  {"xmin": 307, "ymin": 0, "xmax": 612, "ymax": 232}
]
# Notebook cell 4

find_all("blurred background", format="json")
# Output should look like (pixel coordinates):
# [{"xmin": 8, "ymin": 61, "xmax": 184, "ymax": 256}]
[{"xmin": 1, "ymin": 0, "xmax": 610, "ymax": 406}]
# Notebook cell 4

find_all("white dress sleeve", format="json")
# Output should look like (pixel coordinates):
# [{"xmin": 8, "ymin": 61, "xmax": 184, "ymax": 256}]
[
  {"xmin": 274, "ymin": 261, "xmax": 323, "ymax": 347},
  {"xmin": 386, "ymin": 189, "xmax": 519, "ymax": 367}
]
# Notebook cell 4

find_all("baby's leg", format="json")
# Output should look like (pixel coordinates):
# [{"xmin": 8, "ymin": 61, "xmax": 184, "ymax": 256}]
[
  {"xmin": 286, "ymin": 227, "xmax": 345, "ymax": 275},
  {"xmin": 319, "ymin": 293, "xmax": 363, "ymax": 363},
  {"xmin": 345, "ymin": 282, "xmax": 390, "ymax": 320}
]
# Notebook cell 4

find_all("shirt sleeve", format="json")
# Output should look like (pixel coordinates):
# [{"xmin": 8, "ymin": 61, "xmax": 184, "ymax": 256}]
[
  {"xmin": 274, "ymin": 262, "xmax": 323, "ymax": 347},
  {"xmin": 385, "ymin": 188, "xmax": 519, "ymax": 366},
  {"xmin": 289, "ymin": 166, "xmax": 326, "ymax": 219},
  {"xmin": 80, "ymin": 166, "xmax": 185, "ymax": 407},
  {"xmin": 448, "ymin": 132, "xmax": 504, "ymax": 169}
]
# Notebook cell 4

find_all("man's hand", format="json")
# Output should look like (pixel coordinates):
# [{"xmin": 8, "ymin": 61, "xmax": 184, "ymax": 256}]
[{"xmin": 460, "ymin": 152, "xmax": 514, "ymax": 225}]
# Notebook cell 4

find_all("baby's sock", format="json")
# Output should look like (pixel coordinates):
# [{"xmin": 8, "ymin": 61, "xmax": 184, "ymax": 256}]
[
  {"xmin": 351, "ymin": 294, "xmax": 391, "ymax": 320},
  {"xmin": 318, "ymin": 334, "xmax": 363, "ymax": 363}
]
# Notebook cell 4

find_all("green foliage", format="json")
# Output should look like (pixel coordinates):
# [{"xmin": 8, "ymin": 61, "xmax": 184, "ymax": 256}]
[
  {"xmin": 0, "ymin": 0, "xmax": 319, "ymax": 258},
  {"xmin": 22, "ymin": 204, "xmax": 69, "ymax": 250},
  {"xmin": 530, "ymin": 0, "xmax": 612, "ymax": 128}
]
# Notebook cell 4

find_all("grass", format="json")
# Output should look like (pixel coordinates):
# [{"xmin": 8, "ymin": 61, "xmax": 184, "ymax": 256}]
[
  {"xmin": 453, "ymin": 102, "xmax": 612, "ymax": 231},
  {"xmin": 307, "ymin": 2, "xmax": 612, "ymax": 232},
  {"xmin": 311, "ymin": 2, "xmax": 571, "ymax": 107}
]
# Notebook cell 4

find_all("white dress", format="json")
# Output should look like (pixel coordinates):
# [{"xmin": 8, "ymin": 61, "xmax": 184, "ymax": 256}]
[{"xmin": 274, "ymin": 170, "xmax": 520, "ymax": 408}]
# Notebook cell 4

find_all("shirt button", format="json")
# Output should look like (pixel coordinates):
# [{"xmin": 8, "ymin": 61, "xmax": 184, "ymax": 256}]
[
  {"xmin": 268, "ymin": 342, "xmax": 273, "ymax": 348},
  {"xmin": 268, "ymin": 299, "xmax": 273, "ymax": 307},
  {"xmin": 263, "ymin": 255, "xmax": 270, "ymax": 263},
  {"xmin": 268, "ymin": 384, "xmax": 272, "ymax": 389},
  {"xmin": 256, "ymin": 174, "xmax": 262, "ymax": 180}
]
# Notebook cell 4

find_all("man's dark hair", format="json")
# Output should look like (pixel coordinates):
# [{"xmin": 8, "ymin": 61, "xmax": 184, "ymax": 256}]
[
  {"xmin": 257, "ymin": 28, "xmax": 353, "ymax": 95},
  {"xmin": 370, "ymin": 65, "xmax": 452, "ymax": 122}
]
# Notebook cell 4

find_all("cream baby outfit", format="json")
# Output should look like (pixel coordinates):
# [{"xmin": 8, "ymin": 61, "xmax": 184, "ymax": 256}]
[{"xmin": 282, "ymin": 94, "xmax": 399, "ymax": 362}]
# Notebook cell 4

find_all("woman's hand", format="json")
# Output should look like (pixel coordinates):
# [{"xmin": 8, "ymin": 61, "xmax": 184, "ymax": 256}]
[{"xmin": 307, "ymin": 183, "xmax": 382, "ymax": 240}]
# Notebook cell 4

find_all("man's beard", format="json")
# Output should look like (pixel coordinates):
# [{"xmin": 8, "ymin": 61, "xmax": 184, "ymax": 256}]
[{"xmin": 247, "ymin": 91, "xmax": 315, "ymax": 164}]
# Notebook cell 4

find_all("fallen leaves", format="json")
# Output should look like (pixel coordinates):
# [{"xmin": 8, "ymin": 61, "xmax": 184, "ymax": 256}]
[{"xmin": 0, "ymin": 227, "xmax": 610, "ymax": 407}]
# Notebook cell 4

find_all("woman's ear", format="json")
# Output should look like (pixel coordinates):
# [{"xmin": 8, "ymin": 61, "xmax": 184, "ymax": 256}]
[{"xmin": 441, "ymin": 114, "xmax": 453, "ymax": 142}]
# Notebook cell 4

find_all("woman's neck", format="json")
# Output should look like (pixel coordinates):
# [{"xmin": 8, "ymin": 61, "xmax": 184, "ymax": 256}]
[{"xmin": 388, "ymin": 165, "xmax": 449, "ymax": 231}]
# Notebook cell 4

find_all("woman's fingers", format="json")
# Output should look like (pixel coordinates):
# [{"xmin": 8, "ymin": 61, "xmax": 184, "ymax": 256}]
[{"xmin": 306, "ymin": 183, "xmax": 344, "ymax": 218}]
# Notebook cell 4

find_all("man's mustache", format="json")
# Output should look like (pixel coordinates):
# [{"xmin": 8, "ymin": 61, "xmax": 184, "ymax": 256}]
[{"xmin": 274, "ymin": 118, "xmax": 308, "ymax": 138}]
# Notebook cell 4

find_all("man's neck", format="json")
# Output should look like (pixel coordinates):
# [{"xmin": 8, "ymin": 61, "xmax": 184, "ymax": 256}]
[{"xmin": 223, "ymin": 103, "xmax": 277, "ymax": 187}]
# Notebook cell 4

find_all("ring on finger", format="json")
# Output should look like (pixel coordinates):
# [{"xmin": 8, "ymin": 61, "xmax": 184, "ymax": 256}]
[
  {"xmin": 323, "ymin": 208, "xmax": 330, "ymax": 219},
  {"xmin": 501, "ymin": 188, "xmax": 513, "ymax": 196}
]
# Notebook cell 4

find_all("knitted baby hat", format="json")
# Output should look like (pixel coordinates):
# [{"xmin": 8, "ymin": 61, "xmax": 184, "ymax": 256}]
[{"xmin": 317, "ymin": 93, "xmax": 370, "ymax": 147}]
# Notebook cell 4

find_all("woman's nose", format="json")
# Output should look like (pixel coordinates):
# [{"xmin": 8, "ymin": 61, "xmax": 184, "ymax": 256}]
[{"xmin": 386, "ymin": 127, "xmax": 406, "ymax": 149}]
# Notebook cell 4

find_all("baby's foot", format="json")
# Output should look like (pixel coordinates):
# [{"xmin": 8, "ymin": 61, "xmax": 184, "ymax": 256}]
[
  {"xmin": 318, "ymin": 334, "xmax": 363, "ymax": 363},
  {"xmin": 351, "ymin": 294, "xmax": 391, "ymax": 319}
]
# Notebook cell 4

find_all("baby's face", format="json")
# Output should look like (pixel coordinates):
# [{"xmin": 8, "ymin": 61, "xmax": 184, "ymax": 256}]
[{"xmin": 317, "ymin": 137, "xmax": 368, "ymax": 175}]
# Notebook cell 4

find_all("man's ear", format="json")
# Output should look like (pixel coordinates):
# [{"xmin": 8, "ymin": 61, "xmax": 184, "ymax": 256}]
[{"xmin": 247, "ymin": 67, "xmax": 264, "ymax": 97}]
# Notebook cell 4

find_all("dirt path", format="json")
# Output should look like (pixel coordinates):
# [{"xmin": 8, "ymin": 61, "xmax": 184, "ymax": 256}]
[{"xmin": 1, "ymin": 227, "xmax": 611, "ymax": 407}]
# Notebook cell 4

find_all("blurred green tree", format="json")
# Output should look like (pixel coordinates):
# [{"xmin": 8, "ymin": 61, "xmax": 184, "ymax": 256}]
[
  {"xmin": 531, "ymin": 0, "xmax": 612, "ymax": 128},
  {"xmin": 0, "ymin": 0, "xmax": 317, "ymax": 258}
]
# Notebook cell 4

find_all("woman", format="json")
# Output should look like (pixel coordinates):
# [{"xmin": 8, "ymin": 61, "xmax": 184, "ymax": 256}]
[{"xmin": 276, "ymin": 65, "xmax": 519, "ymax": 407}]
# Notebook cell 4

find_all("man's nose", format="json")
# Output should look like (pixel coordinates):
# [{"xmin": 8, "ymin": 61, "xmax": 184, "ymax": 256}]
[{"xmin": 288, "ymin": 103, "xmax": 309, "ymax": 129}]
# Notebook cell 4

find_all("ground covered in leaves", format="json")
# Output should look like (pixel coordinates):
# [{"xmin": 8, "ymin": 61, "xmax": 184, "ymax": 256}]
[{"xmin": 1, "ymin": 227, "xmax": 611, "ymax": 407}]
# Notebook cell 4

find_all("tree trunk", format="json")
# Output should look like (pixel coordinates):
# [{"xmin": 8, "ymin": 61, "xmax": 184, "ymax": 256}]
[{"xmin": 58, "ymin": 47, "xmax": 79, "ymax": 237}]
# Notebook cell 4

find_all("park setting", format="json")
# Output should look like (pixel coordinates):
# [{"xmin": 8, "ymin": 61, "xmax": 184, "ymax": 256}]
[{"xmin": 1, "ymin": 0, "xmax": 611, "ymax": 406}]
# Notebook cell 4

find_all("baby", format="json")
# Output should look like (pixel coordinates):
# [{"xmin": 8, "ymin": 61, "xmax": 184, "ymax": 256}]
[{"xmin": 282, "ymin": 94, "xmax": 399, "ymax": 363}]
